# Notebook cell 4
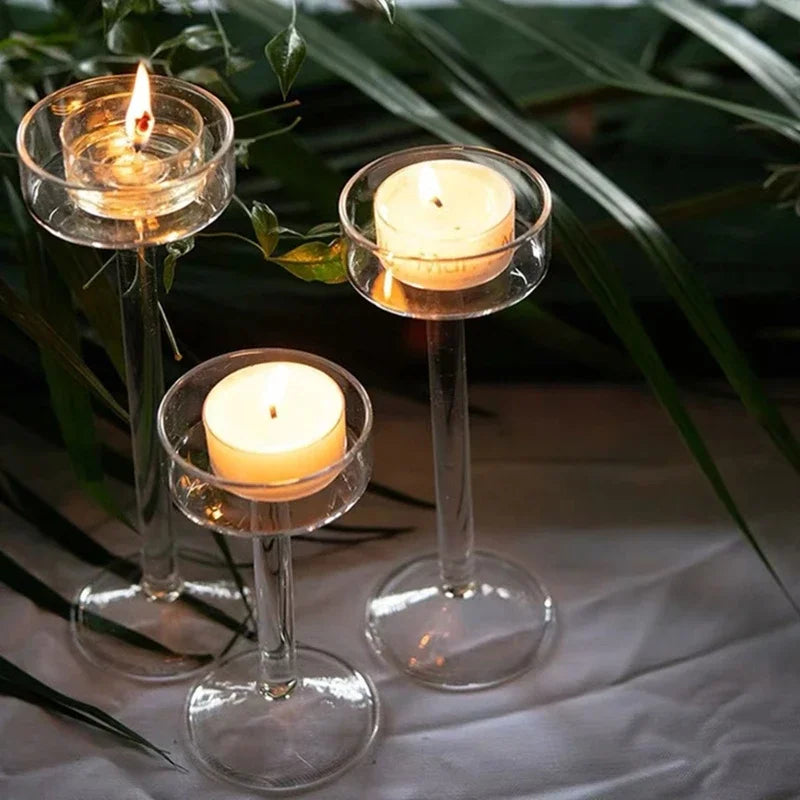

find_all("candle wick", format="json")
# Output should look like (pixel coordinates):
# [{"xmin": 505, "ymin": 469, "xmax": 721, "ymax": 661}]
[
  {"xmin": 269, "ymin": 405, "xmax": 278, "ymax": 419},
  {"xmin": 432, "ymin": 196, "xmax": 443, "ymax": 208}
]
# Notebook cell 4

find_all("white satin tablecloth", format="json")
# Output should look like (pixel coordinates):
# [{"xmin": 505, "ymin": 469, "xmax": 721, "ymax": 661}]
[{"xmin": 2, "ymin": 384, "xmax": 799, "ymax": 800}]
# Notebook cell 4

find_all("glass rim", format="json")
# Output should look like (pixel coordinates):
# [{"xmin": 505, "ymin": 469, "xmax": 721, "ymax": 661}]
[
  {"xmin": 16, "ymin": 73, "xmax": 234, "ymax": 193},
  {"xmin": 157, "ymin": 348, "xmax": 374, "ymax": 493},
  {"xmin": 58, "ymin": 90, "xmax": 205, "ymax": 172},
  {"xmin": 338, "ymin": 144, "xmax": 553, "ymax": 264}
]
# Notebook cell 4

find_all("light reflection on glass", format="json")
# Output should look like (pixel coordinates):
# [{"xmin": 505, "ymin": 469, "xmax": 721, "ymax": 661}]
[
  {"xmin": 183, "ymin": 580, "xmax": 247, "ymax": 602},
  {"xmin": 369, "ymin": 586, "xmax": 439, "ymax": 617},
  {"xmin": 302, "ymin": 676, "xmax": 368, "ymax": 704},
  {"xmin": 81, "ymin": 585, "xmax": 139, "ymax": 607},
  {"xmin": 192, "ymin": 681, "xmax": 254, "ymax": 712}
]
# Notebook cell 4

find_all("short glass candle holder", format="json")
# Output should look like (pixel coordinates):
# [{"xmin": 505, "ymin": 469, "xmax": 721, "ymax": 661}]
[
  {"xmin": 340, "ymin": 145, "xmax": 555, "ymax": 690},
  {"xmin": 158, "ymin": 349, "xmax": 379, "ymax": 792}
]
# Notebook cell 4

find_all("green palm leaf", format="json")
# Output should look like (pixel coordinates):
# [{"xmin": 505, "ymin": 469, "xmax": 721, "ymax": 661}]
[
  {"xmin": 0, "ymin": 655, "xmax": 182, "ymax": 768},
  {"xmin": 763, "ymin": 0, "xmax": 800, "ymax": 24},
  {"xmin": 398, "ymin": 9, "xmax": 800, "ymax": 476},
  {"xmin": 0, "ymin": 276, "xmax": 128, "ymax": 424},
  {"xmin": 46, "ymin": 239, "xmax": 125, "ymax": 380},
  {"xmin": 459, "ymin": 0, "xmax": 800, "ymax": 143},
  {"xmin": 230, "ymin": 0, "xmax": 797, "ymax": 611},
  {"xmin": 650, "ymin": 0, "xmax": 800, "ymax": 116}
]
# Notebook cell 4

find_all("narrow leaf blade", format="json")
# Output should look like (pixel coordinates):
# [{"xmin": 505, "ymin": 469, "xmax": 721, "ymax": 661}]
[
  {"xmin": 651, "ymin": 0, "xmax": 800, "ymax": 116},
  {"xmin": 0, "ymin": 277, "xmax": 128, "ymax": 424},
  {"xmin": 400, "ymin": 9, "xmax": 800, "ymax": 476}
]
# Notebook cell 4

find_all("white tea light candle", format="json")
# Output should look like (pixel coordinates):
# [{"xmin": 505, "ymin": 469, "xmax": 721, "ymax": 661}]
[
  {"xmin": 203, "ymin": 362, "xmax": 346, "ymax": 501},
  {"xmin": 374, "ymin": 159, "xmax": 515, "ymax": 291}
]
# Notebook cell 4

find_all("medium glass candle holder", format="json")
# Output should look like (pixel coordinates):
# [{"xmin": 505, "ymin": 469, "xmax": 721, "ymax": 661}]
[
  {"xmin": 158, "ymin": 348, "xmax": 379, "ymax": 792},
  {"xmin": 340, "ymin": 145, "xmax": 555, "ymax": 690},
  {"xmin": 16, "ymin": 69, "xmax": 240, "ymax": 681}
]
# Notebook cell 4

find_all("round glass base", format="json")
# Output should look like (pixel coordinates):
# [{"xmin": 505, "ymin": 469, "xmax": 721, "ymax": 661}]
[
  {"xmin": 366, "ymin": 551, "xmax": 554, "ymax": 690},
  {"xmin": 185, "ymin": 646, "xmax": 380, "ymax": 792},
  {"xmin": 72, "ymin": 555, "xmax": 249, "ymax": 681}
]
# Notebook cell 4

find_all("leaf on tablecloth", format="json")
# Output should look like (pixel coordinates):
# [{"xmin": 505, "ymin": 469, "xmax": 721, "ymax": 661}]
[{"xmin": 0, "ymin": 656, "xmax": 183, "ymax": 769}]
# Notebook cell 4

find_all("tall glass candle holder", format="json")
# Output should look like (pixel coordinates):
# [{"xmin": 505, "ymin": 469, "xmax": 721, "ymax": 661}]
[
  {"xmin": 16, "ymin": 70, "xmax": 241, "ymax": 680},
  {"xmin": 158, "ymin": 348, "xmax": 379, "ymax": 792},
  {"xmin": 340, "ymin": 145, "xmax": 555, "ymax": 690}
]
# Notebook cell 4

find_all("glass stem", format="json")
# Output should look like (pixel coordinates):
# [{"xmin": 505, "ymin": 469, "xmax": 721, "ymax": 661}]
[
  {"xmin": 427, "ymin": 319, "xmax": 476, "ymax": 597},
  {"xmin": 253, "ymin": 515, "xmax": 297, "ymax": 700},
  {"xmin": 117, "ymin": 248, "xmax": 181, "ymax": 601}
]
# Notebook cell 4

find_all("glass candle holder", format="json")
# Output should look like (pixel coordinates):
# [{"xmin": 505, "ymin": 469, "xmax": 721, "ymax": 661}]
[
  {"xmin": 158, "ymin": 349, "xmax": 379, "ymax": 792},
  {"xmin": 59, "ymin": 91, "xmax": 204, "ymax": 220},
  {"xmin": 17, "ymin": 70, "xmax": 240, "ymax": 681},
  {"xmin": 17, "ymin": 72, "xmax": 234, "ymax": 248},
  {"xmin": 340, "ymin": 145, "xmax": 555, "ymax": 690}
]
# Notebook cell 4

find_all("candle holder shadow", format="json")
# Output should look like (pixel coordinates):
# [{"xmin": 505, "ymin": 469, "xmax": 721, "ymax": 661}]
[
  {"xmin": 339, "ymin": 145, "xmax": 555, "ymax": 690},
  {"xmin": 16, "ymin": 72, "xmax": 240, "ymax": 681},
  {"xmin": 158, "ymin": 348, "xmax": 378, "ymax": 792}
]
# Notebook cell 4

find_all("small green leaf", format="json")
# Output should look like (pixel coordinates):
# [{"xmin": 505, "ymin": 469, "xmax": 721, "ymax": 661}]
[
  {"xmin": 183, "ymin": 24, "xmax": 223, "ymax": 51},
  {"xmin": 106, "ymin": 18, "xmax": 149, "ymax": 56},
  {"xmin": 177, "ymin": 66, "xmax": 235, "ymax": 100},
  {"xmin": 374, "ymin": 0, "xmax": 396, "ymax": 23},
  {"xmin": 305, "ymin": 221, "xmax": 340, "ymax": 237},
  {"xmin": 234, "ymin": 139, "xmax": 251, "ymax": 168},
  {"xmin": 101, "ymin": 0, "xmax": 138, "ymax": 32},
  {"xmin": 250, "ymin": 201, "xmax": 280, "ymax": 257},
  {"xmin": 265, "ymin": 24, "xmax": 306, "ymax": 99},
  {"xmin": 270, "ymin": 240, "xmax": 347, "ymax": 284},
  {"xmin": 163, "ymin": 237, "xmax": 194, "ymax": 293},
  {"xmin": 151, "ymin": 24, "xmax": 222, "ymax": 57},
  {"xmin": 227, "ymin": 54, "xmax": 254, "ymax": 74}
]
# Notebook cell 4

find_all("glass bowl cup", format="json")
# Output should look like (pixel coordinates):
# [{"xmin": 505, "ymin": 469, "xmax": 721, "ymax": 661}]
[
  {"xmin": 338, "ymin": 144, "xmax": 551, "ymax": 321},
  {"xmin": 158, "ymin": 349, "xmax": 374, "ymax": 536},
  {"xmin": 157, "ymin": 349, "xmax": 379, "ymax": 792},
  {"xmin": 16, "ymin": 73, "xmax": 234, "ymax": 248}
]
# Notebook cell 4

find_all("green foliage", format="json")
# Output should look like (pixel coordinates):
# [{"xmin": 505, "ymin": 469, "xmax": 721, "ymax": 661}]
[
  {"xmin": 650, "ymin": 0, "xmax": 800, "ymax": 117},
  {"xmin": 0, "ymin": 655, "xmax": 181, "ymax": 768},
  {"xmin": 0, "ymin": 277, "xmax": 128, "ymax": 423},
  {"xmin": 374, "ymin": 0, "xmax": 396, "ymax": 24},
  {"xmin": 271, "ymin": 240, "xmax": 346, "ymax": 284},
  {"xmin": 250, "ymin": 200, "xmax": 280, "ymax": 257},
  {"xmin": 163, "ymin": 237, "xmax": 195, "ymax": 292},
  {"xmin": 763, "ymin": 0, "xmax": 800, "ymax": 24},
  {"xmin": 460, "ymin": 0, "xmax": 800, "ymax": 143},
  {"xmin": 399, "ymin": 9, "xmax": 800, "ymax": 475},
  {"xmin": 265, "ymin": 24, "xmax": 306, "ymax": 99}
]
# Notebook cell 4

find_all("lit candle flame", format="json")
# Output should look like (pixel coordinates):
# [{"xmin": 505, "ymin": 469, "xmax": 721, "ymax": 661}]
[
  {"xmin": 125, "ymin": 62, "xmax": 154, "ymax": 151},
  {"xmin": 418, "ymin": 164, "xmax": 443, "ymax": 208},
  {"xmin": 263, "ymin": 364, "xmax": 290, "ymax": 420}
]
